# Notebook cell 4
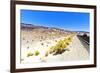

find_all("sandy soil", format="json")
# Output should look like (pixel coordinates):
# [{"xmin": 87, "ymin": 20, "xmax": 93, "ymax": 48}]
[{"xmin": 20, "ymin": 29, "xmax": 89, "ymax": 63}]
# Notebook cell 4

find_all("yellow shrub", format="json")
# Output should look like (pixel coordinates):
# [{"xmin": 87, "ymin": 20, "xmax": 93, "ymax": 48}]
[
  {"xmin": 46, "ymin": 35, "xmax": 74, "ymax": 55},
  {"xmin": 56, "ymin": 39, "xmax": 67, "ymax": 50}
]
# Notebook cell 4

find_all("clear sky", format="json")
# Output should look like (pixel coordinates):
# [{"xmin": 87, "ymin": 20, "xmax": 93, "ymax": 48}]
[{"xmin": 21, "ymin": 10, "xmax": 90, "ymax": 32}]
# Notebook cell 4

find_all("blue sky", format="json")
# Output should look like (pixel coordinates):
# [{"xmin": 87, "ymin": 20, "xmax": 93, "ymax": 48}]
[{"xmin": 21, "ymin": 10, "xmax": 90, "ymax": 32}]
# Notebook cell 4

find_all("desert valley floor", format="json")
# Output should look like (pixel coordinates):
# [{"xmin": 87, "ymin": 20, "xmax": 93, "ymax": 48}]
[{"xmin": 20, "ymin": 24, "xmax": 89, "ymax": 63}]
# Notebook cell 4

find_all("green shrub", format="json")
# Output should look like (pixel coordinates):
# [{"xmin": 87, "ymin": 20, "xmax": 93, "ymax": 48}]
[
  {"xmin": 27, "ymin": 52, "xmax": 33, "ymax": 57},
  {"xmin": 34, "ymin": 50, "xmax": 40, "ymax": 56}
]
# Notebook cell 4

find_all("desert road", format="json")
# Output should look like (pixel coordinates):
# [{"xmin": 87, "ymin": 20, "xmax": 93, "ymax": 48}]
[{"xmin": 77, "ymin": 35, "xmax": 90, "ymax": 53}]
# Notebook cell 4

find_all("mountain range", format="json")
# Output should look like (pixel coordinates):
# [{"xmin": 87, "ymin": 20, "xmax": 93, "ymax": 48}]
[{"xmin": 21, "ymin": 23, "xmax": 89, "ymax": 35}]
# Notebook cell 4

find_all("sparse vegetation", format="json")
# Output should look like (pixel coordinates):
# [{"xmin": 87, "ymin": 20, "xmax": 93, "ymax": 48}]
[
  {"xmin": 41, "ymin": 43, "xmax": 44, "ymax": 45},
  {"xmin": 47, "ymin": 42, "xmax": 50, "ymax": 44},
  {"xmin": 21, "ymin": 24, "xmax": 77, "ymax": 62},
  {"xmin": 45, "ymin": 52, "xmax": 48, "ymax": 57},
  {"xmin": 26, "ymin": 41, "xmax": 29, "ymax": 43},
  {"xmin": 55, "ymin": 40, "xmax": 57, "ymax": 42},
  {"xmin": 41, "ymin": 36, "xmax": 43, "ymax": 39},
  {"xmin": 46, "ymin": 35, "xmax": 73, "ymax": 55},
  {"xmin": 23, "ymin": 38, "xmax": 25, "ymax": 40},
  {"xmin": 27, "ymin": 46, "xmax": 29, "ymax": 49},
  {"xmin": 40, "ymin": 40, "xmax": 42, "ymax": 42},
  {"xmin": 27, "ymin": 52, "xmax": 33, "ymax": 57},
  {"xmin": 34, "ymin": 50, "xmax": 40, "ymax": 56}
]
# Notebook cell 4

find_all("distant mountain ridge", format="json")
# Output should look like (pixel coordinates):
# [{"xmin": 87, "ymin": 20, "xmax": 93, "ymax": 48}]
[
  {"xmin": 21, "ymin": 23, "xmax": 49, "ymax": 29},
  {"xmin": 21, "ymin": 23, "xmax": 89, "ymax": 34},
  {"xmin": 21, "ymin": 23, "xmax": 71, "ymax": 32}
]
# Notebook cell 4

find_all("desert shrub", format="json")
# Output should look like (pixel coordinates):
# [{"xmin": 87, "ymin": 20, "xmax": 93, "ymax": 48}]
[
  {"xmin": 26, "ymin": 41, "xmax": 29, "ymax": 43},
  {"xmin": 23, "ymin": 38, "xmax": 25, "ymax": 40},
  {"xmin": 27, "ymin": 52, "xmax": 33, "ymax": 57},
  {"xmin": 40, "ymin": 36, "xmax": 43, "ymax": 39},
  {"xmin": 40, "ymin": 40, "xmax": 42, "ymax": 42},
  {"xmin": 45, "ymin": 52, "xmax": 48, "ymax": 57},
  {"xmin": 56, "ymin": 40, "xmax": 67, "ymax": 50},
  {"xmin": 48, "ymin": 36, "xmax": 73, "ymax": 55},
  {"xmin": 27, "ymin": 46, "xmax": 29, "ymax": 49},
  {"xmin": 34, "ymin": 50, "xmax": 40, "ymax": 56},
  {"xmin": 68, "ymin": 37, "xmax": 71, "ymax": 41},
  {"xmin": 64, "ymin": 37, "xmax": 72, "ymax": 43},
  {"xmin": 55, "ymin": 40, "xmax": 57, "ymax": 42},
  {"xmin": 41, "ymin": 43, "xmax": 44, "ymax": 45},
  {"xmin": 66, "ymin": 42, "xmax": 69, "ymax": 45}
]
